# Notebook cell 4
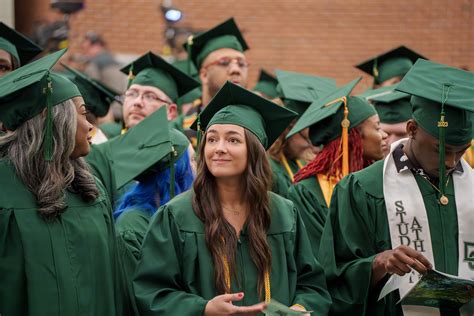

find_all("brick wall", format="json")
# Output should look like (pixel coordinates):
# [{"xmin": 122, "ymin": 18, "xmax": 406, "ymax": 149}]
[{"xmin": 14, "ymin": 0, "xmax": 474, "ymax": 93}]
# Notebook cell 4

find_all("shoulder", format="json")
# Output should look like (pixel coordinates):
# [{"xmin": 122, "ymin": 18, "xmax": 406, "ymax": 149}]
[
  {"xmin": 115, "ymin": 208, "xmax": 151, "ymax": 234},
  {"xmin": 0, "ymin": 159, "xmax": 36, "ymax": 208},
  {"xmin": 162, "ymin": 190, "xmax": 205, "ymax": 233},
  {"xmin": 340, "ymin": 160, "xmax": 385, "ymax": 199},
  {"xmin": 268, "ymin": 192, "xmax": 297, "ymax": 235}
]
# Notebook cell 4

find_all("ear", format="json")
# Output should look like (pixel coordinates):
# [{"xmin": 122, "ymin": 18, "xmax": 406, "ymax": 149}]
[
  {"xmin": 406, "ymin": 119, "xmax": 418, "ymax": 138},
  {"xmin": 199, "ymin": 68, "xmax": 208, "ymax": 86},
  {"xmin": 167, "ymin": 103, "xmax": 178, "ymax": 121}
]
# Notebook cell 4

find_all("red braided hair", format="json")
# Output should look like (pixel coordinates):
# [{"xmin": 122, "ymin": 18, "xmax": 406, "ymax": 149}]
[{"xmin": 294, "ymin": 128, "xmax": 365, "ymax": 183}]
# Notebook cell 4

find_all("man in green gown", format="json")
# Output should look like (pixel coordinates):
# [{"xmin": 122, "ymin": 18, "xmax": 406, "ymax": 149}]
[
  {"xmin": 133, "ymin": 82, "xmax": 331, "ymax": 315},
  {"xmin": 319, "ymin": 60, "xmax": 474, "ymax": 315},
  {"xmin": 0, "ymin": 49, "xmax": 132, "ymax": 315},
  {"xmin": 85, "ymin": 51, "xmax": 199, "ymax": 206}
]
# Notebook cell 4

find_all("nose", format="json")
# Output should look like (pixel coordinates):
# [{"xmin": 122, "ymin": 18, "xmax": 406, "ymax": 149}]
[
  {"xmin": 380, "ymin": 129, "xmax": 388, "ymax": 141},
  {"xmin": 215, "ymin": 139, "xmax": 227, "ymax": 154},
  {"xmin": 228, "ymin": 61, "xmax": 242, "ymax": 75}
]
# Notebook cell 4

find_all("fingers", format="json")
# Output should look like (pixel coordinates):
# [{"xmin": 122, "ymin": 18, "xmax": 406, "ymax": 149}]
[
  {"xmin": 232, "ymin": 302, "xmax": 266, "ymax": 314},
  {"xmin": 398, "ymin": 246, "xmax": 432, "ymax": 272},
  {"xmin": 220, "ymin": 292, "xmax": 245, "ymax": 303}
]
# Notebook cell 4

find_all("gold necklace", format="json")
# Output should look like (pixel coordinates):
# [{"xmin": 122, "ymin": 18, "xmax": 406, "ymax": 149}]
[
  {"xmin": 222, "ymin": 205, "xmax": 243, "ymax": 216},
  {"xmin": 419, "ymin": 174, "xmax": 450, "ymax": 206}
]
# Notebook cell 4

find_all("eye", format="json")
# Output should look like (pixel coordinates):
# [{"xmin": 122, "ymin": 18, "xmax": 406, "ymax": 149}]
[
  {"xmin": 228, "ymin": 137, "xmax": 241, "ymax": 144},
  {"xmin": 206, "ymin": 136, "xmax": 217, "ymax": 143}
]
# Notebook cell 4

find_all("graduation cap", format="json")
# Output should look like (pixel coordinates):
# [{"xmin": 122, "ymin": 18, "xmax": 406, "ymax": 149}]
[
  {"xmin": 110, "ymin": 106, "xmax": 189, "ymax": 197},
  {"xmin": 0, "ymin": 48, "xmax": 81, "ymax": 160},
  {"xmin": 0, "ymin": 22, "xmax": 43, "ymax": 66},
  {"xmin": 360, "ymin": 84, "xmax": 411, "ymax": 124},
  {"xmin": 62, "ymin": 63, "xmax": 120, "ymax": 117},
  {"xmin": 396, "ymin": 59, "xmax": 474, "ymax": 204},
  {"xmin": 356, "ymin": 45, "xmax": 426, "ymax": 85},
  {"xmin": 275, "ymin": 69, "xmax": 337, "ymax": 116},
  {"xmin": 183, "ymin": 18, "xmax": 249, "ymax": 70},
  {"xmin": 120, "ymin": 51, "xmax": 200, "ymax": 102},
  {"xmin": 253, "ymin": 69, "xmax": 279, "ymax": 100},
  {"xmin": 288, "ymin": 77, "xmax": 377, "ymax": 176},
  {"xmin": 191, "ymin": 81, "xmax": 297, "ymax": 149},
  {"xmin": 172, "ymin": 59, "xmax": 202, "ymax": 107}
]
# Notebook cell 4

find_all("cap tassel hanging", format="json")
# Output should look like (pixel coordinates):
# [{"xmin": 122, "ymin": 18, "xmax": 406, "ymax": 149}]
[
  {"xmin": 127, "ymin": 63, "xmax": 135, "ymax": 89},
  {"xmin": 186, "ymin": 35, "xmax": 194, "ymax": 75},
  {"xmin": 44, "ymin": 74, "xmax": 54, "ymax": 161},
  {"xmin": 169, "ymin": 145, "xmax": 177, "ymax": 198},
  {"xmin": 438, "ymin": 84, "xmax": 451, "ymax": 206},
  {"xmin": 340, "ymin": 97, "xmax": 350, "ymax": 177},
  {"xmin": 373, "ymin": 58, "xmax": 379, "ymax": 85}
]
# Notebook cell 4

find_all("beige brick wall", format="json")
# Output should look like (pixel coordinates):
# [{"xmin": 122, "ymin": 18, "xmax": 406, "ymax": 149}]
[{"xmin": 15, "ymin": 0, "xmax": 474, "ymax": 93}]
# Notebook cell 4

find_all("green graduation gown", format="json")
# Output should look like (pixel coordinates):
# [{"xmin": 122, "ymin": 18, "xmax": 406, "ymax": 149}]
[
  {"xmin": 133, "ymin": 190, "xmax": 332, "ymax": 315},
  {"xmin": 319, "ymin": 160, "xmax": 463, "ymax": 316},
  {"xmin": 0, "ymin": 159, "xmax": 132, "ymax": 316},
  {"xmin": 269, "ymin": 157, "xmax": 300, "ymax": 198},
  {"xmin": 288, "ymin": 177, "xmax": 328, "ymax": 256}
]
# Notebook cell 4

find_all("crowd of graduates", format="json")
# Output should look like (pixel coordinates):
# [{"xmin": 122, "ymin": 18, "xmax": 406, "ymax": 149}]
[{"xmin": 0, "ymin": 16, "xmax": 473, "ymax": 316}]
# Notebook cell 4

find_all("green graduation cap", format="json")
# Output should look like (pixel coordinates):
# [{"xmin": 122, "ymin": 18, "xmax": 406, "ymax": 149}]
[
  {"xmin": 0, "ymin": 22, "xmax": 43, "ymax": 66},
  {"xmin": 288, "ymin": 77, "xmax": 377, "ymax": 176},
  {"xmin": 0, "ymin": 48, "xmax": 81, "ymax": 160},
  {"xmin": 120, "ymin": 51, "xmax": 200, "ymax": 103},
  {"xmin": 396, "ymin": 59, "xmax": 474, "ymax": 204},
  {"xmin": 356, "ymin": 45, "xmax": 426, "ymax": 85},
  {"xmin": 253, "ymin": 69, "xmax": 279, "ymax": 100},
  {"xmin": 275, "ymin": 69, "xmax": 337, "ymax": 116},
  {"xmin": 191, "ymin": 81, "xmax": 297, "ymax": 149},
  {"xmin": 110, "ymin": 106, "xmax": 189, "ymax": 196},
  {"xmin": 172, "ymin": 59, "xmax": 202, "ymax": 107},
  {"xmin": 183, "ymin": 18, "xmax": 249, "ymax": 70},
  {"xmin": 360, "ymin": 84, "xmax": 411, "ymax": 124},
  {"xmin": 62, "ymin": 63, "xmax": 120, "ymax": 117}
]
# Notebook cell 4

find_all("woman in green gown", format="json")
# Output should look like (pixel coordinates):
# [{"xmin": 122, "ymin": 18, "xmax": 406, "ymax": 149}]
[
  {"xmin": 133, "ymin": 82, "xmax": 331, "ymax": 315},
  {"xmin": 0, "ymin": 50, "xmax": 131, "ymax": 315}
]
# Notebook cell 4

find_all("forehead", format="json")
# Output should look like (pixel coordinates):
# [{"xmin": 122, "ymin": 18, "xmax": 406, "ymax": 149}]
[
  {"xmin": 0, "ymin": 49, "xmax": 12, "ymax": 62},
  {"xmin": 206, "ymin": 123, "xmax": 245, "ymax": 135},
  {"xmin": 203, "ymin": 48, "xmax": 245, "ymax": 63},
  {"xmin": 128, "ymin": 84, "xmax": 171, "ymax": 99}
]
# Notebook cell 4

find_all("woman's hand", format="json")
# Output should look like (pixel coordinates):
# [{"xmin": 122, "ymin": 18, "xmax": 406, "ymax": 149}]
[{"xmin": 204, "ymin": 292, "xmax": 266, "ymax": 316}]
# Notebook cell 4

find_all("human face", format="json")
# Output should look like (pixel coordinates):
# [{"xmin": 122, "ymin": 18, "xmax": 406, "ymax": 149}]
[
  {"xmin": 359, "ymin": 114, "xmax": 387, "ymax": 161},
  {"xmin": 285, "ymin": 128, "xmax": 318, "ymax": 160},
  {"xmin": 200, "ymin": 48, "xmax": 249, "ymax": 98},
  {"xmin": 122, "ymin": 84, "xmax": 177, "ymax": 128},
  {"xmin": 380, "ymin": 121, "xmax": 409, "ymax": 156},
  {"xmin": 71, "ymin": 97, "xmax": 93, "ymax": 159},
  {"xmin": 0, "ymin": 49, "xmax": 13, "ymax": 76},
  {"xmin": 204, "ymin": 124, "xmax": 248, "ymax": 180},
  {"xmin": 407, "ymin": 120, "xmax": 470, "ymax": 179}
]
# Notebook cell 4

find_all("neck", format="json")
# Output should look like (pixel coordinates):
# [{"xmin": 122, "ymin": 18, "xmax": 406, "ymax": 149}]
[
  {"xmin": 216, "ymin": 176, "xmax": 246, "ymax": 207},
  {"xmin": 403, "ymin": 139, "xmax": 438, "ymax": 183},
  {"xmin": 201, "ymin": 87, "xmax": 212, "ymax": 107}
]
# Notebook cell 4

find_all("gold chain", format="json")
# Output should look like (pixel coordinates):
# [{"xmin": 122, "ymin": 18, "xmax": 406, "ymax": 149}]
[{"xmin": 418, "ymin": 174, "xmax": 450, "ymax": 205}]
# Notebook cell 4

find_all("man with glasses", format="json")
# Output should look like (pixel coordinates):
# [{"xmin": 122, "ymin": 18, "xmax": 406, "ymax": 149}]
[
  {"xmin": 86, "ymin": 51, "xmax": 199, "ymax": 206},
  {"xmin": 178, "ymin": 18, "xmax": 250, "ymax": 146}
]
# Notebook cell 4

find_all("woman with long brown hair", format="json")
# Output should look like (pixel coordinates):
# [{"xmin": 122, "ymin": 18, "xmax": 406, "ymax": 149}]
[
  {"xmin": 287, "ymin": 78, "xmax": 387, "ymax": 256},
  {"xmin": 134, "ymin": 82, "xmax": 331, "ymax": 315}
]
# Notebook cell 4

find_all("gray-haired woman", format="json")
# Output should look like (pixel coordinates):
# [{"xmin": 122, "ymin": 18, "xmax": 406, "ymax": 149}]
[{"xmin": 0, "ymin": 50, "xmax": 132, "ymax": 315}]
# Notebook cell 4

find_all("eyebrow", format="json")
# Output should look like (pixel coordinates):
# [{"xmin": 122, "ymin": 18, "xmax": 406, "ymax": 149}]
[{"xmin": 207, "ymin": 129, "xmax": 244, "ymax": 136}]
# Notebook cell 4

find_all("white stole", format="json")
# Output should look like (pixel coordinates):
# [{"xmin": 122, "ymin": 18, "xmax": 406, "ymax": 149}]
[{"xmin": 382, "ymin": 138, "xmax": 474, "ymax": 315}]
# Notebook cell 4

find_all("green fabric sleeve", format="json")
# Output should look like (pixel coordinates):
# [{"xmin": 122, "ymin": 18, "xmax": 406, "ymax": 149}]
[
  {"xmin": 291, "ymin": 208, "xmax": 332, "ymax": 315},
  {"xmin": 133, "ymin": 206, "xmax": 209, "ymax": 315},
  {"xmin": 288, "ymin": 181, "xmax": 328, "ymax": 256}
]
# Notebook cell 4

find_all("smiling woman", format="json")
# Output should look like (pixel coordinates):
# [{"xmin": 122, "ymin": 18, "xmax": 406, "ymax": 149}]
[
  {"xmin": 0, "ymin": 50, "xmax": 133, "ymax": 315},
  {"xmin": 133, "ymin": 82, "xmax": 332, "ymax": 316}
]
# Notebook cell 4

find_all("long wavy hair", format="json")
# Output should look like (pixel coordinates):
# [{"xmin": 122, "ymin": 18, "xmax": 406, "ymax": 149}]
[
  {"xmin": 114, "ymin": 150, "xmax": 194, "ymax": 219},
  {"xmin": 192, "ymin": 129, "xmax": 273, "ymax": 297},
  {"xmin": 0, "ymin": 99, "xmax": 99, "ymax": 218}
]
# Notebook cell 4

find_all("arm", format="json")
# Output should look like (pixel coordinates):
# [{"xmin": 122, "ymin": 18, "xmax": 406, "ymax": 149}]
[{"xmin": 133, "ymin": 206, "xmax": 208, "ymax": 316}]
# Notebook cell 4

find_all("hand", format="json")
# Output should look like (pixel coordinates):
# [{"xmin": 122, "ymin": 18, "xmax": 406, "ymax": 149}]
[
  {"xmin": 371, "ymin": 245, "xmax": 432, "ymax": 287},
  {"xmin": 290, "ymin": 304, "xmax": 310, "ymax": 316},
  {"xmin": 204, "ymin": 292, "xmax": 266, "ymax": 316}
]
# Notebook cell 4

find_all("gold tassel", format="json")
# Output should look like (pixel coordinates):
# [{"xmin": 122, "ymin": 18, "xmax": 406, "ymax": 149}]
[{"xmin": 340, "ymin": 97, "xmax": 350, "ymax": 176}]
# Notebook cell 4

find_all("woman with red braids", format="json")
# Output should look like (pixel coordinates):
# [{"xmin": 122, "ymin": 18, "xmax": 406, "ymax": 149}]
[{"xmin": 287, "ymin": 78, "xmax": 387, "ymax": 256}]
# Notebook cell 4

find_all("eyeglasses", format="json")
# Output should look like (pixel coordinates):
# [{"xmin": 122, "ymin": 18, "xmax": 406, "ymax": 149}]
[
  {"xmin": 203, "ymin": 56, "xmax": 250, "ymax": 69},
  {"xmin": 124, "ymin": 89, "xmax": 171, "ymax": 106}
]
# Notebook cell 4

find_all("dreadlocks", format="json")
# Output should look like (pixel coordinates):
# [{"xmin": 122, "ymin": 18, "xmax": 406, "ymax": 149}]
[{"xmin": 294, "ymin": 128, "xmax": 364, "ymax": 183}]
